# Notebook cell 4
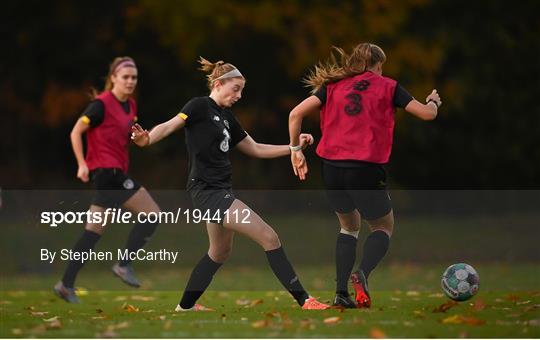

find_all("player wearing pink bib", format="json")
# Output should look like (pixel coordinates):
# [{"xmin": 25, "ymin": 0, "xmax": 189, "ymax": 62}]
[
  {"xmin": 289, "ymin": 43, "xmax": 442, "ymax": 308},
  {"xmin": 54, "ymin": 57, "xmax": 161, "ymax": 303}
]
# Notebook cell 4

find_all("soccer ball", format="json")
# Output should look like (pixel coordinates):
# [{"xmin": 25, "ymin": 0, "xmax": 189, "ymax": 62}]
[{"xmin": 441, "ymin": 263, "xmax": 479, "ymax": 301}]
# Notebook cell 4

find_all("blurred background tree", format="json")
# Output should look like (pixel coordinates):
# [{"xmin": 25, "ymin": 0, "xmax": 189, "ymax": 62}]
[{"xmin": 2, "ymin": 0, "xmax": 539, "ymax": 189}]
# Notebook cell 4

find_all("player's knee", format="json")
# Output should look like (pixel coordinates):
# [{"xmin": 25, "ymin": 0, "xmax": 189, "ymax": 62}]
[
  {"xmin": 261, "ymin": 229, "xmax": 280, "ymax": 249},
  {"xmin": 341, "ymin": 224, "xmax": 360, "ymax": 232},
  {"xmin": 209, "ymin": 247, "xmax": 232, "ymax": 263},
  {"xmin": 85, "ymin": 223, "xmax": 105, "ymax": 235}
]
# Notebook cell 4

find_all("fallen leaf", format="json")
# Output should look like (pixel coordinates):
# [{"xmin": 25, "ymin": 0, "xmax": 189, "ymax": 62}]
[
  {"xmin": 159, "ymin": 315, "xmax": 166, "ymax": 320},
  {"xmin": 106, "ymin": 321, "xmax": 130, "ymax": 331},
  {"xmin": 406, "ymin": 291, "xmax": 420, "ymax": 296},
  {"xmin": 30, "ymin": 311, "xmax": 49, "ymax": 316},
  {"xmin": 44, "ymin": 318, "xmax": 62, "ymax": 330},
  {"xmin": 24, "ymin": 306, "xmax": 35, "ymax": 310},
  {"xmin": 433, "ymin": 300, "xmax": 458, "ymax": 313},
  {"xmin": 43, "ymin": 316, "xmax": 59, "ymax": 322},
  {"xmin": 524, "ymin": 304, "xmax": 540, "ymax": 312},
  {"xmin": 441, "ymin": 314, "xmax": 485, "ymax": 325},
  {"xmin": 517, "ymin": 300, "xmax": 531, "ymax": 305},
  {"xmin": 235, "ymin": 299, "xmax": 250, "ymax": 306},
  {"xmin": 428, "ymin": 293, "xmax": 444, "ymax": 298},
  {"xmin": 441, "ymin": 315, "xmax": 463, "ymax": 324},
  {"xmin": 413, "ymin": 310, "xmax": 426, "ymax": 319},
  {"xmin": 369, "ymin": 327, "xmax": 387, "ymax": 338},
  {"xmin": 163, "ymin": 320, "xmax": 172, "ymax": 330},
  {"xmin": 327, "ymin": 305, "xmax": 345, "ymax": 311},
  {"xmin": 131, "ymin": 295, "xmax": 155, "ymax": 301},
  {"xmin": 96, "ymin": 308, "xmax": 104, "ymax": 314},
  {"xmin": 266, "ymin": 311, "xmax": 280, "ymax": 318},
  {"xmin": 461, "ymin": 316, "xmax": 486, "ymax": 326},
  {"xmin": 0, "ymin": 300, "xmax": 12, "ymax": 305},
  {"xmin": 403, "ymin": 321, "xmax": 414, "ymax": 327},
  {"xmin": 470, "ymin": 299, "xmax": 486, "ymax": 311},
  {"xmin": 248, "ymin": 299, "xmax": 264, "ymax": 307},
  {"xmin": 122, "ymin": 304, "xmax": 139, "ymax": 312},
  {"xmin": 114, "ymin": 296, "xmax": 127, "ymax": 301},
  {"xmin": 92, "ymin": 316, "xmax": 107, "ymax": 320},
  {"xmin": 11, "ymin": 328, "xmax": 22, "ymax": 335},
  {"xmin": 390, "ymin": 297, "xmax": 401, "ymax": 301},
  {"xmin": 323, "ymin": 316, "xmax": 341, "ymax": 325},
  {"xmin": 251, "ymin": 319, "xmax": 269, "ymax": 328}
]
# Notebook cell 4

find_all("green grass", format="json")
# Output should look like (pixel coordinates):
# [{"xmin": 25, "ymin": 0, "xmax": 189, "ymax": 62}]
[
  {"xmin": 1, "ymin": 212, "xmax": 539, "ymax": 337},
  {"xmin": 1, "ymin": 265, "xmax": 539, "ymax": 338}
]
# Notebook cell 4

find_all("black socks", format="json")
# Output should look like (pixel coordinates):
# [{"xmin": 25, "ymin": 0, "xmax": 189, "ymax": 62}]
[
  {"xmin": 358, "ymin": 230, "xmax": 390, "ymax": 279},
  {"xmin": 179, "ymin": 254, "xmax": 222, "ymax": 309},
  {"xmin": 179, "ymin": 247, "xmax": 309, "ymax": 309},
  {"xmin": 265, "ymin": 247, "xmax": 309, "ymax": 306},
  {"xmin": 61, "ymin": 230, "xmax": 101, "ymax": 288},
  {"xmin": 336, "ymin": 233, "xmax": 358, "ymax": 295},
  {"xmin": 118, "ymin": 221, "xmax": 158, "ymax": 267}
]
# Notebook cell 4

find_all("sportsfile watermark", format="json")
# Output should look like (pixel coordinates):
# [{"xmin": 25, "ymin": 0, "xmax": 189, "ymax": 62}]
[{"xmin": 40, "ymin": 208, "xmax": 252, "ymax": 227}]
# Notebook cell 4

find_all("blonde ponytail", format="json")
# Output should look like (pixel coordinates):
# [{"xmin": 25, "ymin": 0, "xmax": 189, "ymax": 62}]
[
  {"xmin": 198, "ymin": 56, "xmax": 243, "ymax": 90},
  {"xmin": 304, "ymin": 43, "xmax": 386, "ymax": 94}
]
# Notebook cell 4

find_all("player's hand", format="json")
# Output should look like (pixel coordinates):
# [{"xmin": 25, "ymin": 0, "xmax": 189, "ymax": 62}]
[
  {"xmin": 299, "ymin": 133, "xmax": 314, "ymax": 150},
  {"xmin": 291, "ymin": 150, "xmax": 308, "ymax": 181},
  {"xmin": 426, "ymin": 89, "xmax": 442, "ymax": 107},
  {"xmin": 131, "ymin": 123, "xmax": 150, "ymax": 147},
  {"xmin": 77, "ymin": 163, "xmax": 89, "ymax": 183}
]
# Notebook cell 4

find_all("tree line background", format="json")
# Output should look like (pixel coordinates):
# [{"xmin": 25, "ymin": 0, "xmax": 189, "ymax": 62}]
[{"xmin": 2, "ymin": 0, "xmax": 539, "ymax": 190}]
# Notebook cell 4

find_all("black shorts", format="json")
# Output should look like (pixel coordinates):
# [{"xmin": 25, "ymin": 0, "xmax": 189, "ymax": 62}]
[
  {"xmin": 189, "ymin": 180, "xmax": 236, "ymax": 223},
  {"xmin": 90, "ymin": 168, "xmax": 141, "ymax": 208},
  {"xmin": 322, "ymin": 161, "xmax": 392, "ymax": 220}
]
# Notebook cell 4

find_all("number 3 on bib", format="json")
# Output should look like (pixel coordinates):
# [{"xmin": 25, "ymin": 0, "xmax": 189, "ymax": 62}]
[{"xmin": 220, "ymin": 128, "xmax": 231, "ymax": 152}]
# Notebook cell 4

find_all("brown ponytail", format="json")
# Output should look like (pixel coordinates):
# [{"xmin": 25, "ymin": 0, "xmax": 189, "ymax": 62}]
[{"xmin": 304, "ymin": 43, "xmax": 386, "ymax": 94}]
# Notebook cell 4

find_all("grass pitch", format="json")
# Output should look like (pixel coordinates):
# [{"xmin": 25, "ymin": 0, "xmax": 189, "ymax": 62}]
[{"xmin": 1, "ymin": 264, "xmax": 539, "ymax": 338}]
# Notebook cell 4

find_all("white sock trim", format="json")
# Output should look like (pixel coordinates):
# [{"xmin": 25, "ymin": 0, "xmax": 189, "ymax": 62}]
[{"xmin": 340, "ymin": 228, "xmax": 360, "ymax": 239}]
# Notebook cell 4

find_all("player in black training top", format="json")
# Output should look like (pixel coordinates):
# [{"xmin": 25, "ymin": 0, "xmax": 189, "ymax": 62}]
[{"xmin": 131, "ymin": 57, "xmax": 329, "ymax": 311}]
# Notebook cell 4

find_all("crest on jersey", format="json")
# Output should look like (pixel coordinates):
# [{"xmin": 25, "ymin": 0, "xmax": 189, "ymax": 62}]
[
  {"xmin": 220, "ymin": 128, "xmax": 231, "ymax": 152},
  {"xmin": 223, "ymin": 120, "xmax": 230, "ymax": 129},
  {"xmin": 123, "ymin": 179, "xmax": 135, "ymax": 190}
]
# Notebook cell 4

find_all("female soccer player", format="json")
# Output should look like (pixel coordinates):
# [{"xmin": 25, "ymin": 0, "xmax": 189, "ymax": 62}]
[
  {"xmin": 54, "ymin": 57, "xmax": 161, "ymax": 303},
  {"xmin": 131, "ymin": 57, "xmax": 328, "ymax": 311},
  {"xmin": 288, "ymin": 43, "xmax": 442, "ymax": 308}
]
